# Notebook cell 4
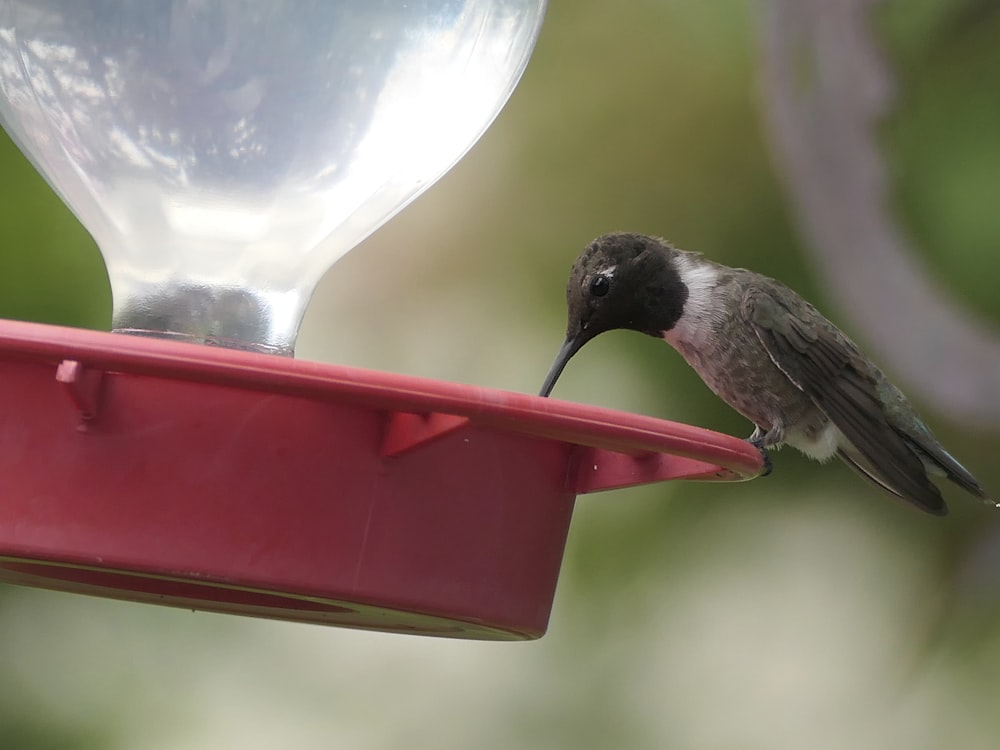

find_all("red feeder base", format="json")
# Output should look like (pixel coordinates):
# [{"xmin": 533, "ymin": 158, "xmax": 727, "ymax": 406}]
[{"xmin": 0, "ymin": 320, "xmax": 762, "ymax": 639}]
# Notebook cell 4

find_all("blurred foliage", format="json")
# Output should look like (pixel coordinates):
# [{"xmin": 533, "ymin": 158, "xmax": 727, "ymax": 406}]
[
  {"xmin": 880, "ymin": 0, "xmax": 1000, "ymax": 319},
  {"xmin": 2, "ymin": 1, "xmax": 1000, "ymax": 748},
  {"xmin": 0, "ymin": 136, "xmax": 109, "ymax": 329}
]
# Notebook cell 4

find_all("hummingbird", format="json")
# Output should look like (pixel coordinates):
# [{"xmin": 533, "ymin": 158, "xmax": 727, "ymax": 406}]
[{"xmin": 539, "ymin": 232, "xmax": 992, "ymax": 516}]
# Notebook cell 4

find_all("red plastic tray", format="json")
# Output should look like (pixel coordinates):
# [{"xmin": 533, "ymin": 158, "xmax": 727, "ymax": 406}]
[{"xmin": 0, "ymin": 319, "xmax": 762, "ymax": 639}]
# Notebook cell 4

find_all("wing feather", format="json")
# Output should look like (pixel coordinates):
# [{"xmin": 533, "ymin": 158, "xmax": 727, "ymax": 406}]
[{"xmin": 741, "ymin": 285, "xmax": 946, "ymax": 515}]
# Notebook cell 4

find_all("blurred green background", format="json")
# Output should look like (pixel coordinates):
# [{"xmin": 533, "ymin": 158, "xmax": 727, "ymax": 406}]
[{"xmin": 3, "ymin": 1, "xmax": 1000, "ymax": 748}]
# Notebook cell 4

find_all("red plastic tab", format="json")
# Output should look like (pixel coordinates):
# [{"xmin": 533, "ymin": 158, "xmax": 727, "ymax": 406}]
[
  {"xmin": 55, "ymin": 358, "xmax": 104, "ymax": 420},
  {"xmin": 381, "ymin": 412, "xmax": 471, "ymax": 457},
  {"xmin": 570, "ymin": 446, "xmax": 740, "ymax": 494}
]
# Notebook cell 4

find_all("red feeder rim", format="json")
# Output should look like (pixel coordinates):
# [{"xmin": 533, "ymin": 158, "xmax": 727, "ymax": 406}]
[{"xmin": 0, "ymin": 319, "xmax": 762, "ymax": 639}]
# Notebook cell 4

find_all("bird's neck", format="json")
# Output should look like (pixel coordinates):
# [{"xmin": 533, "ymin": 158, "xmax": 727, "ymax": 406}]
[{"xmin": 663, "ymin": 251, "xmax": 721, "ymax": 348}]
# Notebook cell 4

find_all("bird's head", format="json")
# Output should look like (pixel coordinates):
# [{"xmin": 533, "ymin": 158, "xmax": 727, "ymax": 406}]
[{"xmin": 539, "ymin": 233, "xmax": 689, "ymax": 397}]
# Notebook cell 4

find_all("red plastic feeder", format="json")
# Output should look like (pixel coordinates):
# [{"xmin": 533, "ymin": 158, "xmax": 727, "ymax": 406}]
[
  {"xmin": 0, "ymin": 319, "xmax": 762, "ymax": 639},
  {"xmin": 0, "ymin": 0, "xmax": 763, "ymax": 640}
]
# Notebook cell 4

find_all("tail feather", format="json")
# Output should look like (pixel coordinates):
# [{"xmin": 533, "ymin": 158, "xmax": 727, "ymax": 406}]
[
  {"xmin": 836, "ymin": 446, "xmax": 947, "ymax": 516},
  {"xmin": 902, "ymin": 434, "xmax": 992, "ymax": 502}
]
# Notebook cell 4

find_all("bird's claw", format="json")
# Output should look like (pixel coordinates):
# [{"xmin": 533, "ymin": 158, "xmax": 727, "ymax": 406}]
[
  {"xmin": 747, "ymin": 437, "xmax": 773, "ymax": 478},
  {"xmin": 757, "ymin": 447, "xmax": 773, "ymax": 477}
]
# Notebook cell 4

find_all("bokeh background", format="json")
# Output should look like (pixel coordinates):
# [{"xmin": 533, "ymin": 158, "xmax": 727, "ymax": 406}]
[{"xmin": 3, "ymin": 1, "xmax": 1000, "ymax": 748}]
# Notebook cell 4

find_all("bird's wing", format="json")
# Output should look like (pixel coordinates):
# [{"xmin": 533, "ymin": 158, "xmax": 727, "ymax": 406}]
[{"xmin": 741, "ymin": 284, "xmax": 946, "ymax": 515}]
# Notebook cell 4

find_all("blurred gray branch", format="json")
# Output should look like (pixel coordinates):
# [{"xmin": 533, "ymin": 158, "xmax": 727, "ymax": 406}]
[{"xmin": 759, "ymin": 0, "xmax": 1000, "ymax": 427}]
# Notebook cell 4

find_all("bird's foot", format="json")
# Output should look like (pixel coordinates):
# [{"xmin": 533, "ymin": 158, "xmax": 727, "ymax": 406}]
[
  {"xmin": 756, "ymin": 447, "xmax": 773, "ymax": 477},
  {"xmin": 747, "ymin": 424, "xmax": 783, "ymax": 478},
  {"xmin": 747, "ymin": 435, "xmax": 773, "ymax": 477}
]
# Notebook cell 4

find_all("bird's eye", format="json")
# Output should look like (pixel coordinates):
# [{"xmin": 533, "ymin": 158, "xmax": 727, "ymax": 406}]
[{"xmin": 590, "ymin": 275, "xmax": 610, "ymax": 297}]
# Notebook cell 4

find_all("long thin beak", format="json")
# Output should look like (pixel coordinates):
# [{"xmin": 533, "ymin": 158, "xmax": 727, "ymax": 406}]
[{"xmin": 539, "ymin": 336, "xmax": 585, "ymax": 397}]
